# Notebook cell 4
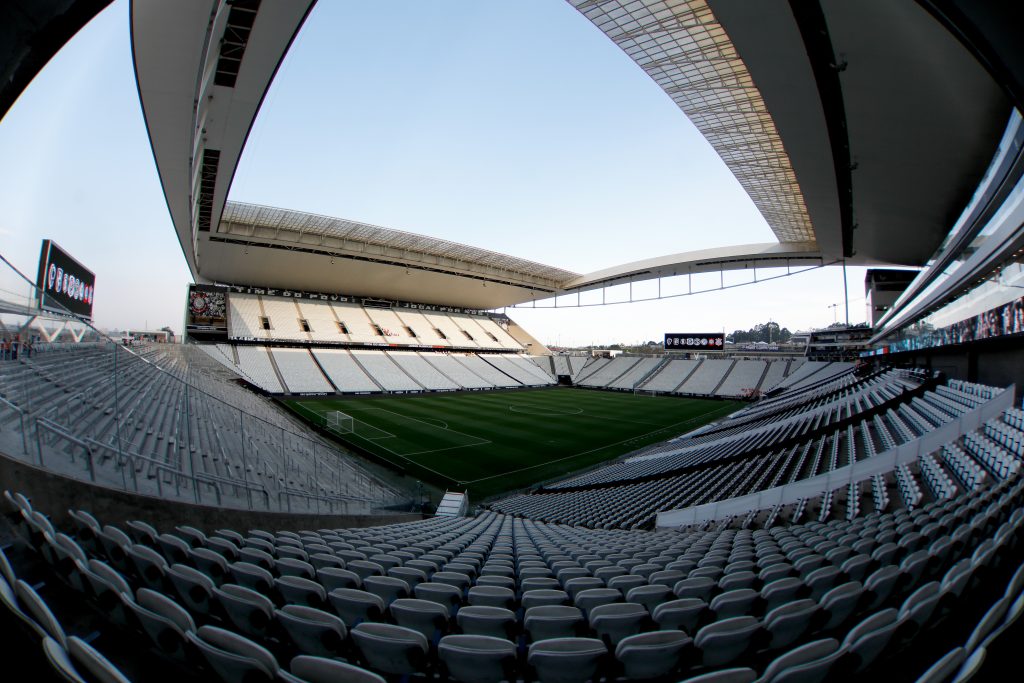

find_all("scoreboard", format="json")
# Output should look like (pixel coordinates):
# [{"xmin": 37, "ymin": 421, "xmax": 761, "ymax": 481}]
[
  {"xmin": 35, "ymin": 240, "xmax": 95, "ymax": 321},
  {"xmin": 664, "ymin": 332, "xmax": 725, "ymax": 349}
]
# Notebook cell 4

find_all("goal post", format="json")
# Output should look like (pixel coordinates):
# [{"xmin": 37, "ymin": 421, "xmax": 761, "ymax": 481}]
[{"xmin": 325, "ymin": 410, "xmax": 354, "ymax": 435}]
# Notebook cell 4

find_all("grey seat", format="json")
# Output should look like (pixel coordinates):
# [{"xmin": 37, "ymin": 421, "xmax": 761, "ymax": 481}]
[
  {"xmin": 764, "ymin": 599, "xmax": 819, "ymax": 650},
  {"xmin": 127, "ymin": 544, "xmax": 169, "ymax": 592},
  {"xmin": 351, "ymin": 622, "xmax": 429, "ymax": 675},
  {"xmin": 695, "ymin": 616, "xmax": 761, "ymax": 667},
  {"xmin": 168, "ymin": 563, "xmax": 217, "ymax": 617},
  {"xmin": 67, "ymin": 635, "xmax": 132, "ymax": 683},
  {"xmin": 710, "ymin": 588, "xmax": 760, "ymax": 620},
  {"xmin": 522, "ymin": 589, "xmax": 570, "ymax": 609},
  {"xmin": 840, "ymin": 608, "xmax": 899, "ymax": 672},
  {"xmin": 467, "ymin": 585, "xmax": 515, "ymax": 610},
  {"xmin": 588, "ymin": 602, "xmax": 649, "ymax": 646},
  {"xmin": 615, "ymin": 630, "xmax": 692, "ymax": 680},
  {"xmin": 276, "ymin": 558, "xmax": 316, "ymax": 580},
  {"xmin": 677, "ymin": 667, "xmax": 756, "ymax": 682},
  {"xmin": 675, "ymin": 577, "xmax": 716, "ymax": 602},
  {"xmin": 758, "ymin": 637, "xmax": 841, "ymax": 683},
  {"xmin": 361, "ymin": 575, "xmax": 410, "ymax": 607},
  {"xmin": 526, "ymin": 635, "xmax": 607, "ymax": 682},
  {"xmin": 439, "ymin": 634, "xmax": 517, "ymax": 683},
  {"xmin": 913, "ymin": 647, "xmax": 966, "ymax": 683},
  {"xmin": 317, "ymin": 567, "xmax": 361, "ymax": 592},
  {"xmin": 761, "ymin": 577, "xmax": 807, "ymax": 614},
  {"xmin": 389, "ymin": 598, "xmax": 450, "ymax": 640},
  {"xmin": 156, "ymin": 533, "xmax": 192, "ymax": 566},
  {"xmin": 819, "ymin": 581, "xmax": 864, "ymax": 630},
  {"xmin": 653, "ymin": 598, "xmax": 708, "ymax": 633},
  {"xmin": 288, "ymin": 655, "xmax": 385, "ymax": 683},
  {"xmin": 126, "ymin": 587, "xmax": 195, "ymax": 659},
  {"xmin": 328, "ymin": 588, "xmax": 385, "ymax": 627},
  {"xmin": 574, "ymin": 588, "xmax": 622, "ymax": 616},
  {"xmin": 414, "ymin": 582, "xmax": 463, "ymax": 611},
  {"xmin": 215, "ymin": 583, "xmax": 275, "ymax": 638},
  {"xmin": 275, "ymin": 575, "xmax": 328, "ymax": 608},
  {"xmin": 276, "ymin": 604, "xmax": 347, "ymax": 658},
  {"xmin": 15, "ymin": 580, "xmax": 68, "ymax": 646},
  {"xmin": 863, "ymin": 565, "xmax": 901, "ymax": 611},
  {"xmin": 625, "ymin": 584, "xmax": 674, "ymax": 612},
  {"xmin": 525, "ymin": 605, "xmax": 585, "ymax": 642},
  {"xmin": 456, "ymin": 605, "xmax": 516, "ymax": 639},
  {"xmin": 187, "ymin": 624, "xmax": 278, "ymax": 683},
  {"xmin": 191, "ymin": 547, "xmax": 231, "ymax": 585},
  {"xmin": 228, "ymin": 561, "xmax": 275, "ymax": 595},
  {"xmin": 80, "ymin": 560, "xmax": 133, "ymax": 626}
]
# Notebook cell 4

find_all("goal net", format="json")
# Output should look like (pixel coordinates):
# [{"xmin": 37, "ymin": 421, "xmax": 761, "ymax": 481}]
[{"xmin": 325, "ymin": 410, "xmax": 354, "ymax": 435}]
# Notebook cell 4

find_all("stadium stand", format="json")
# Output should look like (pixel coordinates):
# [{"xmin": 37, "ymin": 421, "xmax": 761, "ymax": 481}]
[
  {"xmin": 310, "ymin": 349, "xmax": 381, "ymax": 393},
  {"xmin": 261, "ymin": 299, "xmax": 310, "ymax": 342},
  {"xmin": 677, "ymin": 360, "xmax": 735, "ymax": 396},
  {"xmin": 421, "ymin": 354, "xmax": 493, "ymax": 390},
  {"xmin": 333, "ymin": 303, "xmax": 382, "ymax": 345},
  {"xmin": 270, "ymin": 348, "xmax": 333, "ymax": 394},
  {"xmin": 638, "ymin": 358, "xmax": 701, "ymax": 393},
  {"xmin": 0, "ymin": 342, "xmax": 401, "ymax": 513},
  {"xmin": 350, "ymin": 350, "xmax": 423, "ymax": 392},
  {"xmin": 759, "ymin": 359, "xmax": 791, "ymax": 392},
  {"xmin": 452, "ymin": 355, "xmax": 521, "ymax": 388},
  {"xmin": 234, "ymin": 346, "xmax": 285, "ymax": 394},
  {"xmin": 423, "ymin": 312, "xmax": 479, "ymax": 348},
  {"xmin": 393, "ymin": 310, "xmax": 451, "ymax": 346},
  {"xmin": 226, "ymin": 294, "xmax": 268, "ymax": 340},
  {"xmin": 387, "ymin": 351, "xmax": 460, "ymax": 391},
  {"xmin": 3, "ymin": 465, "xmax": 1022, "ymax": 682},
  {"xmin": 608, "ymin": 358, "xmax": 664, "ymax": 390},
  {"xmin": 715, "ymin": 360, "xmax": 767, "ymax": 398},
  {"xmin": 578, "ymin": 358, "xmax": 642, "ymax": 388}
]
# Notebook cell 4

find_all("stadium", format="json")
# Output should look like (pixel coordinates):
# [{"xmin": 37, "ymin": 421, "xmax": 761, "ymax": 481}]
[{"xmin": 1, "ymin": 1, "xmax": 1023, "ymax": 682}]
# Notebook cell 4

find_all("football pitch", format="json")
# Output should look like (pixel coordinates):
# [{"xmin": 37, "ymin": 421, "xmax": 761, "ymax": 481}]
[{"xmin": 282, "ymin": 388, "xmax": 742, "ymax": 500}]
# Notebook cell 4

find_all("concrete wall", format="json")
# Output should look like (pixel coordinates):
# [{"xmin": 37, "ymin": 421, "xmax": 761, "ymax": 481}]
[{"xmin": 0, "ymin": 450, "xmax": 421, "ymax": 533}]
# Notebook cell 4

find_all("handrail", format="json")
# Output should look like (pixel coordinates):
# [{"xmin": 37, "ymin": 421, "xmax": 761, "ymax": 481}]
[{"xmin": 0, "ymin": 395, "xmax": 29, "ymax": 456}]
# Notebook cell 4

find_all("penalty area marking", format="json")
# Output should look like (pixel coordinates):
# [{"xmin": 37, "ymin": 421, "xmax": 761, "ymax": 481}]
[{"xmin": 509, "ymin": 404, "xmax": 584, "ymax": 417}]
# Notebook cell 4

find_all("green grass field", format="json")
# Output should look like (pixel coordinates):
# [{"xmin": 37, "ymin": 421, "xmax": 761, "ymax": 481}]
[{"xmin": 282, "ymin": 388, "xmax": 742, "ymax": 500}]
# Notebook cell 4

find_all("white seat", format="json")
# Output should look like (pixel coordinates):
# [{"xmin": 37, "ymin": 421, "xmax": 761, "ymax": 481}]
[
  {"xmin": 276, "ymin": 604, "xmax": 347, "ymax": 658},
  {"xmin": 188, "ymin": 624, "xmax": 279, "ymax": 683}
]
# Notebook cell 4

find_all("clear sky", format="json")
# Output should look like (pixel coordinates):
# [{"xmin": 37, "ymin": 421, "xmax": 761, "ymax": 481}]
[{"xmin": 0, "ymin": 0, "xmax": 870, "ymax": 346}]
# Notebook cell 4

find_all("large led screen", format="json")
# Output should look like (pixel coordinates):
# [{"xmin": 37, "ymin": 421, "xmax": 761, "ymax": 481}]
[{"xmin": 35, "ymin": 240, "xmax": 95, "ymax": 320}]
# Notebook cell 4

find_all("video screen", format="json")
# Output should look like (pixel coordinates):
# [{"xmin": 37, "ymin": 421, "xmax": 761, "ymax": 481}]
[
  {"xmin": 665, "ymin": 332, "xmax": 725, "ymax": 349},
  {"xmin": 186, "ymin": 284, "xmax": 229, "ymax": 331},
  {"xmin": 35, "ymin": 240, "xmax": 95, "ymax": 320}
]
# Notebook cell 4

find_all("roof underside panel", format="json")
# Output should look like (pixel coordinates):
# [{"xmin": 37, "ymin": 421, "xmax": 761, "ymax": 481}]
[{"xmin": 569, "ymin": 0, "xmax": 816, "ymax": 245}]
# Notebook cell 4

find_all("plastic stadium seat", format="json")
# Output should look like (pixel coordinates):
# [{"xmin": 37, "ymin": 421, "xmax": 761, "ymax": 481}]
[
  {"xmin": 764, "ymin": 599, "xmax": 819, "ymax": 650},
  {"xmin": 228, "ymin": 561, "xmax": 275, "ymax": 595},
  {"xmin": 678, "ymin": 667, "xmax": 757, "ymax": 682},
  {"xmin": 819, "ymin": 581, "xmax": 864, "ymax": 630},
  {"xmin": 467, "ymin": 585, "xmax": 515, "ymax": 610},
  {"xmin": 310, "ymin": 553, "xmax": 346, "ymax": 571},
  {"xmin": 840, "ymin": 609, "xmax": 899, "ymax": 673},
  {"xmin": 188, "ymin": 624, "xmax": 279, "ymax": 683},
  {"xmin": 675, "ymin": 577, "xmax": 717, "ymax": 602},
  {"xmin": 389, "ymin": 598, "xmax": 450, "ymax": 640},
  {"xmin": 156, "ymin": 533, "xmax": 191, "ymax": 566},
  {"xmin": 351, "ymin": 622, "xmax": 429, "ymax": 675},
  {"xmin": 527, "ymin": 637, "xmax": 607, "ymax": 683},
  {"xmin": 276, "ymin": 575, "xmax": 328, "ymax": 608},
  {"xmin": 127, "ymin": 544, "xmax": 169, "ymax": 592},
  {"xmin": 42, "ymin": 636, "xmax": 85, "ymax": 683},
  {"xmin": 915, "ymin": 647, "xmax": 966, "ymax": 683},
  {"xmin": 127, "ymin": 587, "xmax": 195, "ymax": 659},
  {"xmin": 588, "ymin": 602, "xmax": 649, "ymax": 646},
  {"xmin": 168, "ymin": 563, "xmax": 217, "ymax": 617},
  {"xmin": 191, "ymin": 548, "xmax": 231, "ymax": 585},
  {"xmin": 288, "ymin": 655, "xmax": 385, "ymax": 683},
  {"xmin": 758, "ymin": 638, "xmax": 841, "ymax": 683},
  {"xmin": 607, "ymin": 575, "xmax": 646, "ymax": 594},
  {"xmin": 438, "ymin": 634, "xmax": 517, "ymax": 683},
  {"xmin": 15, "ymin": 579, "xmax": 67, "ymax": 646},
  {"xmin": 276, "ymin": 604, "xmax": 347, "ymax": 658},
  {"xmin": 389, "ymin": 566, "xmax": 427, "ymax": 589},
  {"xmin": 98, "ymin": 526, "xmax": 132, "ymax": 575},
  {"xmin": 456, "ymin": 605, "xmax": 516, "ymax": 639},
  {"xmin": 898, "ymin": 582, "xmax": 942, "ymax": 636},
  {"xmin": 710, "ymin": 588, "xmax": 760, "ymax": 620},
  {"xmin": 317, "ymin": 567, "xmax": 361, "ymax": 592},
  {"xmin": 215, "ymin": 583, "xmax": 275, "ymax": 638},
  {"xmin": 525, "ymin": 605, "xmax": 585, "ymax": 642},
  {"xmin": 625, "ymin": 584, "xmax": 674, "ymax": 612},
  {"xmin": 414, "ymin": 582, "xmax": 463, "ymax": 611},
  {"xmin": 615, "ymin": 630, "xmax": 692, "ymax": 680},
  {"xmin": 653, "ymin": 597, "xmax": 708, "ymax": 633},
  {"xmin": 207, "ymin": 537, "xmax": 241, "ymax": 562},
  {"xmin": 361, "ymin": 575, "xmax": 410, "ymax": 607},
  {"xmin": 328, "ymin": 588, "xmax": 385, "ymax": 627},
  {"xmin": 522, "ymin": 589, "xmax": 570, "ymax": 609},
  {"xmin": 695, "ymin": 615, "xmax": 762, "ymax": 667},
  {"xmin": 574, "ymin": 588, "xmax": 622, "ymax": 616},
  {"xmin": 65, "ymin": 635, "xmax": 132, "ymax": 683},
  {"xmin": 761, "ymin": 577, "xmax": 807, "ymax": 613},
  {"xmin": 276, "ymin": 558, "xmax": 316, "ymax": 580},
  {"xmin": 863, "ymin": 565, "xmax": 901, "ymax": 610},
  {"xmin": 964, "ymin": 595, "xmax": 1012, "ymax": 654}
]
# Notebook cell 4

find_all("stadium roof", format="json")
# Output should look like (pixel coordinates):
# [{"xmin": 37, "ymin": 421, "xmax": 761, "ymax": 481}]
[{"xmin": 127, "ymin": 0, "xmax": 1019, "ymax": 308}]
